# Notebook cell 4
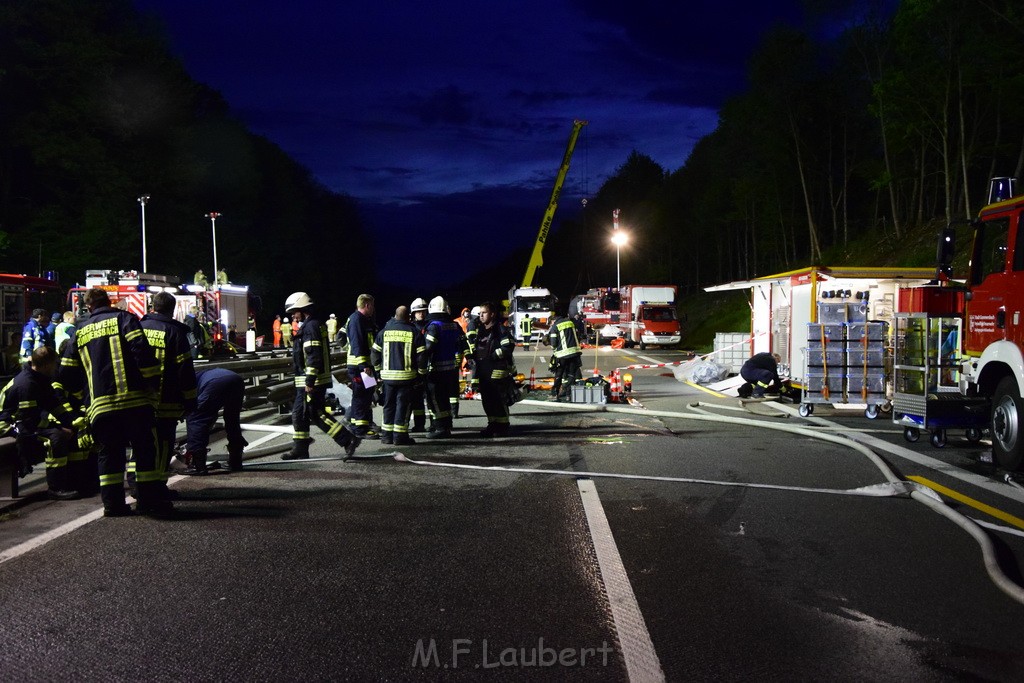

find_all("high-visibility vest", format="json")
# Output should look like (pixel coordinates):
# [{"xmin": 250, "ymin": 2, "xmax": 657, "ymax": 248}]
[{"xmin": 551, "ymin": 318, "xmax": 581, "ymax": 358}]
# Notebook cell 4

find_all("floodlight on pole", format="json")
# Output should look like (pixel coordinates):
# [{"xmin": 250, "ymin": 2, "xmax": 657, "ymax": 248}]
[
  {"xmin": 611, "ymin": 209, "xmax": 628, "ymax": 290},
  {"xmin": 205, "ymin": 212, "xmax": 221, "ymax": 282},
  {"xmin": 138, "ymin": 195, "xmax": 150, "ymax": 273}
]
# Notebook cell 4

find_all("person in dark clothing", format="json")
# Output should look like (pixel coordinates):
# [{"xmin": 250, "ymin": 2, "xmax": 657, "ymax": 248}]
[
  {"xmin": 409, "ymin": 298, "xmax": 430, "ymax": 433},
  {"xmin": 345, "ymin": 293, "xmax": 379, "ymax": 438},
  {"xmin": 0, "ymin": 347, "xmax": 82, "ymax": 499},
  {"xmin": 185, "ymin": 368, "xmax": 248, "ymax": 472},
  {"xmin": 548, "ymin": 311, "xmax": 583, "ymax": 401},
  {"xmin": 740, "ymin": 352, "xmax": 783, "ymax": 398},
  {"xmin": 58, "ymin": 287, "xmax": 167, "ymax": 517},
  {"xmin": 282, "ymin": 291, "xmax": 361, "ymax": 460},
  {"xmin": 422, "ymin": 296, "xmax": 469, "ymax": 439},
  {"xmin": 472, "ymin": 302, "xmax": 515, "ymax": 437},
  {"xmin": 371, "ymin": 306, "xmax": 426, "ymax": 445},
  {"xmin": 140, "ymin": 292, "xmax": 198, "ymax": 487}
]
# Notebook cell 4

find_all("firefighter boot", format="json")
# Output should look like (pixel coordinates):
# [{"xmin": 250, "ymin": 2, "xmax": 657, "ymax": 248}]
[
  {"xmin": 135, "ymin": 481, "xmax": 174, "ymax": 517},
  {"xmin": 226, "ymin": 440, "xmax": 246, "ymax": 472},
  {"xmin": 283, "ymin": 439, "xmax": 311, "ymax": 460},
  {"xmin": 184, "ymin": 450, "xmax": 209, "ymax": 475},
  {"xmin": 410, "ymin": 414, "xmax": 426, "ymax": 433}
]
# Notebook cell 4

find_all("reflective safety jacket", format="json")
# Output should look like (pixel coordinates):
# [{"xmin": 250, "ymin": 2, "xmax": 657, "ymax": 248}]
[
  {"xmin": 346, "ymin": 310, "xmax": 378, "ymax": 374},
  {"xmin": 549, "ymin": 317, "xmax": 582, "ymax": 359},
  {"xmin": 371, "ymin": 319, "xmax": 426, "ymax": 383},
  {"xmin": 473, "ymin": 321, "xmax": 515, "ymax": 380},
  {"xmin": 20, "ymin": 320, "xmax": 51, "ymax": 360},
  {"xmin": 57, "ymin": 306, "xmax": 161, "ymax": 421},
  {"xmin": 140, "ymin": 312, "xmax": 198, "ymax": 419},
  {"xmin": 0, "ymin": 366, "xmax": 76, "ymax": 436},
  {"xmin": 293, "ymin": 314, "xmax": 333, "ymax": 388},
  {"xmin": 424, "ymin": 313, "xmax": 470, "ymax": 373}
]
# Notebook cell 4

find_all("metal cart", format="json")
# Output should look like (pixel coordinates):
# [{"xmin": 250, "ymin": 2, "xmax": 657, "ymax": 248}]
[
  {"xmin": 799, "ymin": 302, "xmax": 889, "ymax": 419},
  {"xmin": 891, "ymin": 313, "xmax": 988, "ymax": 447}
]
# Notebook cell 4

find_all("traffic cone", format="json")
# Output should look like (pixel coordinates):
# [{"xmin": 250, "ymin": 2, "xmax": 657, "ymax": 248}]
[
  {"xmin": 529, "ymin": 367, "xmax": 536, "ymax": 391},
  {"xmin": 609, "ymin": 369, "xmax": 622, "ymax": 403}
]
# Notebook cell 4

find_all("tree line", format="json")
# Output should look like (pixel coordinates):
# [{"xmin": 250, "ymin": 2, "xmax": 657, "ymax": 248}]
[
  {"xmin": 542, "ymin": 0, "xmax": 1024, "ymax": 299},
  {"xmin": 0, "ymin": 0, "xmax": 375, "ymax": 321}
]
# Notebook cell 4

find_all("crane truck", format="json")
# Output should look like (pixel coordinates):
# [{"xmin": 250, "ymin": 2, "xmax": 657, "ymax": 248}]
[{"xmin": 507, "ymin": 119, "xmax": 587, "ymax": 344}]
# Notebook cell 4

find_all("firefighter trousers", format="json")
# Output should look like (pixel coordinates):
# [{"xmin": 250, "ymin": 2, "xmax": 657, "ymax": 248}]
[
  {"xmin": 291, "ymin": 385, "xmax": 353, "ymax": 448},
  {"xmin": 348, "ymin": 378, "xmax": 375, "ymax": 434},
  {"xmin": 382, "ymin": 381, "xmax": 413, "ymax": 436},
  {"xmin": 552, "ymin": 354, "xmax": 583, "ymax": 398},
  {"xmin": 92, "ymin": 407, "xmax": 160, "ymax": 508},
  {"xmin": 16, "ymin": 428, "xmax": 73, "ymax": 492},
  {"xmin": 479, "ymin": 376, "xmax": 510, "ymax": 428},
  {"xmin": 426, "ymin": 370, "xmax": 459, "ymax": 429}
]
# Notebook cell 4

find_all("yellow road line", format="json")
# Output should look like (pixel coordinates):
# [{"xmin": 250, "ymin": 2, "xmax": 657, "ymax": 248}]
[
  {"xmin": 908, "ymin": 476, "xmax": 1024, "ymax": 530},
  {"xmin": 684, "ymin": 381, "xmax": 728, "ymax": 398}
]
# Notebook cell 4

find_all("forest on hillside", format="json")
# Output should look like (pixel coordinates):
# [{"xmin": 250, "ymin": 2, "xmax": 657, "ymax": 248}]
[
  {"xmin": 0, "ymin": 0, "xmax": 375, "ymax": 316},
  {"xmin": 540, "ymin": 0, "xmax": 1024, "ymax": 300}
]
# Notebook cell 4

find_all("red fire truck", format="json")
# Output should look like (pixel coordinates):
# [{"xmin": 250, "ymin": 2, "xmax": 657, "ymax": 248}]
[{"xmin": 1, "ymin": 273, "xmax": 62, "ymax": 374}]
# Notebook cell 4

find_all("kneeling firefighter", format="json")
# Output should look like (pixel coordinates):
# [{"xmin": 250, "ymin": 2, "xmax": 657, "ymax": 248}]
[{"xmin": 282, "ymin": 292, "xmax": 361, "ymax": 460}]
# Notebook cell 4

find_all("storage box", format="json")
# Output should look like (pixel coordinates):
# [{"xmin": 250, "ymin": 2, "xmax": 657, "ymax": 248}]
[
  {"xmin": 805, "ymin": 368, "xmax": 844, "ymax": 394},
  {"xmin": 817, "ymin": 302, "xmax": 869, "ymax": 324},
  {"xmin": 845, "ymin": 322, "xmax": 886, "ymax": 342},
  {"xmin": 807, "ymin": 323, "xmax": 845, "ymax": 342},
  {"xmin": 571, "ymin": 384, "xmax": 607, "ymax": 404},
  {"xmin": 805, "ymin": 342, "xmax": 846, "ymax": 367},
  {"xmin": 846, "ymin": 373, "xmax": 885, "ymax": 394},
  {"xmin": 845, "ymin": 344, "xmax": 886, "ymax": 367}
]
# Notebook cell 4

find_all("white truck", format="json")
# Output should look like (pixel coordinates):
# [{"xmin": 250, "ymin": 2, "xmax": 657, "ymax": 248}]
[{"xmin": 507, "ymin": 285, "xmax": 557, "ymax": 344}]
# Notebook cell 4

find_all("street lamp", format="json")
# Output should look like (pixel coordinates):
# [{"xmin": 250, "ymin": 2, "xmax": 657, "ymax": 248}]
[
  {"xmin": 138, "ymin": 195, "xmax": 150, "ymax": 273},
  {"xmin": 205, "ymin": 212, "xmax": 221, "ymax": 284},
  {"xmin": 611, "ymin": 209, "xmax": 628, "ymax": 289}
]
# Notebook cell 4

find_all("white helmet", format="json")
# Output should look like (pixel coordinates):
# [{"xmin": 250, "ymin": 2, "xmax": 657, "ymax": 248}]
[
  {"xmin": 329, "ymin": 313, "xmax": 336, "ymax": 319},
  {"xmin": 470, "ymin": 306, "xmax": 481, "ymax": 317},
  {"xmin": 285, "ymin": 291, "xmax": 314, "ymax": 312},
  {"xmin": 411, "ymin": 297, "xmax": 428, "ymax": 312},
  {"xmin": 428, "ymin": 296, "xmax": 448, "ymax": 314}
]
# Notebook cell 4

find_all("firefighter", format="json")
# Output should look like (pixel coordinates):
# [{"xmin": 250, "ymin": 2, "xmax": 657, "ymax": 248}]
[
  {"xmin": 409, "ymin": 298, "xmax": 430, "ymax": 433},
  {"xmin": 280, "ymin": 313, "xmax": 293, "ymax": 348},
  {"xmin": 464, "ymin": 305, "xmax": 483, "ymax": 397},
  {"xmin": 194, "ymin": 269, "xmax": 208, "ymax": 287},
  {"xmin": 140, "ymin": 292, "xmax": 198, "ymax": 483},
  {"xmin": 740, "ymin": 353, "xmax": 783, "ymax": 398},
  {"xmin": 273, "ymin": 314, "xmax": 283, "ymax": 348},
  {"xmin": 423, "ymin": 296, "xmax": 469, "ymax": 439},
  {"xmin": 0, "ymin": 347, "xmax": 83, "ymax": 499},
  {"xmin": 20, "ymin": 308, "xmax": 51, "ymax": 365},
  {"xmin": 473, "ymin": 302, "xmax": 515, "ymax": 436},
  {"xmin": 548, "ymin": 310, "xmax": 583, "ymax": 401},
  {"xmin": 282, "ymin": 292, "xmax": 361, "ymax": 460},
  {"xmin": 184, "ymin": 306, "xmax": 213, "ymax": 359},
  {"xmin": 185, "ymin": 368, "xmax": 248, "ymax": 472},
  {"xmin": 54, "ymin": 311, "xmax": 76, "ymax": 352},
  {"xmin": 371, "ymin": 305, "xmax": 426, "ymax": 445},
  {"xmin": 57, "ymin": 288, "xmax": 168, "ymax": 517},
  {"xmin": 326, "ymin": 313, "xmax": 339, "ymax": 345},
  {"xmin": 520, "ymin": 314, "xmax": 533, "ymax": 346},
  {"xmin": 216, "ymin": 268, "xmax": 229, "ymax": 285},
  {"xmin": 345, "ymin": 293, "xmax": 379, "ymax": 439}
]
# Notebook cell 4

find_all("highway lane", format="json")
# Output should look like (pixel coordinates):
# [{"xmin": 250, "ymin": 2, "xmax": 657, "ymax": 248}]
[{"xmin": 1, "ymin": 348, "xmax": 1023, "ymax": 680}]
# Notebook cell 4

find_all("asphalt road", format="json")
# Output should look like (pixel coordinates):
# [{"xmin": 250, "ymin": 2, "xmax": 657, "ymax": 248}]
[{"xmin": 1, "ymin": 347, "xmax": 1023, "ymax": 681}]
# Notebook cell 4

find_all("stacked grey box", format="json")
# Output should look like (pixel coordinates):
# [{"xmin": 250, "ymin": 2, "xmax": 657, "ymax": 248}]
[{"xmin": 806, "ymin": 302, "xmax": 884, "ymax": 403}]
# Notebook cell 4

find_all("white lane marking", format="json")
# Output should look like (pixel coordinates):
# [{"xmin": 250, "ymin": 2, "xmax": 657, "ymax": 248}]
[
  {"xmin": 577, "ymin": 479, "xmax": 665, "ymax": 682},
  {"xmin": 0, "ymin": 508, "xmax": 105, "ymax": 566},
  {"xmin": 245, "ymin": 431, "xmax": 284, "ymax": 450},
  {"xmin": 634, "ymin": 354, "xmax": 665, "ymax": 366},
  {"xmin": 773, "ymin": 403, "xmax": 1024, "ymax": 506}
]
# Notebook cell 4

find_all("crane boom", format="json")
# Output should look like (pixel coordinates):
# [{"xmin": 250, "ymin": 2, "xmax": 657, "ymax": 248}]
[{"xmin": 520, "ymin": 119, "xmax": 587, "ymax": 288}]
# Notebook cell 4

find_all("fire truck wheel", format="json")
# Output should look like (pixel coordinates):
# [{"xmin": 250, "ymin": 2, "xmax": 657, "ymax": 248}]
[{"xmin": 991, "ymin": 377, "xmax": 1023, "ymax": 470}]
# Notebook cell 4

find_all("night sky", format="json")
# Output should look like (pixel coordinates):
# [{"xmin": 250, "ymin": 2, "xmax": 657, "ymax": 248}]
[{"xmin": 133, "ymin": 0, "xmax": 811, "ymax": 288}]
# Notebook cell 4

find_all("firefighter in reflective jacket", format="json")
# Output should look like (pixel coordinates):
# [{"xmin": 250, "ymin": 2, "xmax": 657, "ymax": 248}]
[
  {"xmin": 282, "ymin": 291, "xmax": 361, "ymax": 460},
  {"xmin": 345, "ymin": 293, "xmax": 378, "ymax": 438},
  {"xmin": 0, "ymin": 347, "xmax": 83, "ymax": 499},
  {"xmin": 423, "ymin": 296, "xmax": 469, "ymax": 438},
  {"xmin": 409, "ymin": 298, "xmax": 430, "ymax": 433},
  {"xmin": 141, "ymin": 292, "xmax": 198, "ymax": 480},
  {"xmin": 548, "ymin": 312, "xmax": 583, "ymax": 401},
  {"xmin": 371, "ymin": 305, "xmax": 426, "ymax": 445},
  {"xmin": 58, "ymin": 288, "xmax": 167, "ymax": 517},
  {"xmin": 473, "ymin": 302, "xmax": 515, "ymax": 437}
]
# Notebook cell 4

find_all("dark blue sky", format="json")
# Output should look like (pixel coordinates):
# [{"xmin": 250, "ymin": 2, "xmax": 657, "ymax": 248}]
[{"xmin": 134, "ymin": 0, "xmax": 812, "ymax": 287}]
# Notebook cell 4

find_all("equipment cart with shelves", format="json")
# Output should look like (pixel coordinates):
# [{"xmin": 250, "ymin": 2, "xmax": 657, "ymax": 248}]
[
  {"xmin": 798, "ymin": 300, "xmax": 889, "ymax": 419},
  {"xmin": 891, "ymin": 313, "xmax": 988, "ymax": 447}
]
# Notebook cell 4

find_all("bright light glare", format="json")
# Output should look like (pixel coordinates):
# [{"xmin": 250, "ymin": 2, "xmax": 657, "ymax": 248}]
[{"xmin": 611, "ymin": 230, "xmax": 628, "ymax": 246}]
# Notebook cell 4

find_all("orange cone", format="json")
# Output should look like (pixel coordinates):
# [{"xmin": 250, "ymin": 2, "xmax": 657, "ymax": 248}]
[
  {"xmin": 529, "ymin": 367, "xmax": 536, "ymax": 391},
  {"xmin": 609, "ymin": 369, "xmax": 622, "ymax": 403}
]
